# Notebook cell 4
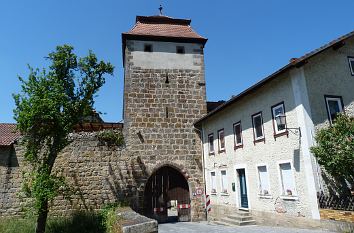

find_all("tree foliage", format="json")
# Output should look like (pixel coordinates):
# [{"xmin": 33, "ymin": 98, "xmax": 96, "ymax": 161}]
[
  {"xmin": 310, "ymin": 114, "xmax": 354, "ymax": 183},
  {"xmin": 13, "ymin": 45, "xmax": 114, "ymax": 233}
]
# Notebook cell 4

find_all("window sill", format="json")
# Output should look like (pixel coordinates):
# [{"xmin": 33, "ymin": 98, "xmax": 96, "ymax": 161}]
[
  {"xmin": 234, "ymin": 144, "xmax": 243, "ymax": 150},
  {"xmin": 220, "ymin": 192, "xmax": 230, "ymax": 196},
  {"xmin": 253, "ymin": 138, "xmax": 265, "ymax": 144},
  {"xmin": 211, "ymin": 192, "xmax": 217, "ymax": 195},
  {"xmin": 209, "ymin": 152, "xmax": 215, "ymax": 156},
  {"xmin": 258, "ymin": 194, "xmax": 273, "ymax": 199},
  {"xmin": 280, "ymin": 195, "xmax": 299, "ymax": 200},
  {"xmin": 274, "ymin": 131, "xmax": 289, "ymax": 139},
  {"xmin": 218, "ymin": 149, "xmax": 226, "ymax": 153}
]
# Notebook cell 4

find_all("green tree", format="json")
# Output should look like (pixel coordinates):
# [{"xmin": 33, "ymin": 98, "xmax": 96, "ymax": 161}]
[
  {"xmin": 310, "ymin": 113, "xmax": 354, "ymax": 190},
  {"xmin": 13, "ymin": 45, "xmax": 114, "ymax": 233}
]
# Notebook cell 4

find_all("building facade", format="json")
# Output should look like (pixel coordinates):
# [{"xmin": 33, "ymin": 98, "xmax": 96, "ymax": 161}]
[{"xmin": 195, "ymin": 31, "xmax": 354, "ymax": 225}]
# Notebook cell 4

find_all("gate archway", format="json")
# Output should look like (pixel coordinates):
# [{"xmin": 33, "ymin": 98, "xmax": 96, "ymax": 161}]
[{"xmin": 143, "ymin": 166, "xmax": 190, "ymax": 222}]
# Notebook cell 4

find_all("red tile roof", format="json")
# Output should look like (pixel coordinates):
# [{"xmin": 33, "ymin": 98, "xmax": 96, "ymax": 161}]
[
  {"xmin": 122, "ymin": 15, "xmax": 207, "ymax": 44},
  {"xmin": 0, "ymin": 123, "xmax": 21, "ymax": 146}
]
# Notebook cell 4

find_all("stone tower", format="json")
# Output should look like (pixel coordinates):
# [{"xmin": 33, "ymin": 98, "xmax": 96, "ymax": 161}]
[{"xmin": 122, "ymin": 15, "xmax": 208, "ymax": 221}]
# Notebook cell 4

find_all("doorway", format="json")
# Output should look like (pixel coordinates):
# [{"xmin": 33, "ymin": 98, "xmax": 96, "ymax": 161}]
[
  {"xmin": 144, "ymin": 166, "xmax": 191, "ymax": 222},
  {"xmin": 237, "ymin": 168, "xmax": 249, "ymax": 208}
]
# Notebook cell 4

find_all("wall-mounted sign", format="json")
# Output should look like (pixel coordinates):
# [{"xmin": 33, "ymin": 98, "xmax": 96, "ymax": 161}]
[{"xmin": 196, "ymin": 187, "xmax": 203, "ymax": 196}]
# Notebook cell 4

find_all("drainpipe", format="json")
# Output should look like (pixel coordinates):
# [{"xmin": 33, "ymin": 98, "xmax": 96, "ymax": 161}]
[{"xmin": 194, "ymin": 124, "xmax": 208, "ymax": 221}]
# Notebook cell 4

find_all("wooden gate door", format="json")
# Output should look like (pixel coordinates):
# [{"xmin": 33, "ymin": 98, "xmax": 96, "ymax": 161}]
[{"xmin": 144, "ymin": 166, "xmax": 190, "ymax": 222}]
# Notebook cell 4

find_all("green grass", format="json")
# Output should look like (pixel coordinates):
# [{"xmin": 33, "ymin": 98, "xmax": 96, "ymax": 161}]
[
  {"xmin": 0, "ymin": 211, "xmax": 106, "ymax": 233},
  {"xmin": 0, "ymin": 217, "xmax": 36, "ymax": 233},
  {"xmin": 0, "ymin": 201, "xmax": 129, "ymax": 233}
]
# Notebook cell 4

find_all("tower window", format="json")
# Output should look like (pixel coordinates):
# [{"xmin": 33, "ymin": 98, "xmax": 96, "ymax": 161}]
[
  {"xmin": 176, "ymin": 46, "xmax": 185, "ymax": 54},
  {"xmin": 144, "ymin": 44, "xmax": 152, "ymax": 52}
]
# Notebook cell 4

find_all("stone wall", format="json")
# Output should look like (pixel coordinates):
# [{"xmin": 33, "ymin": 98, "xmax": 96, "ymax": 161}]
[
  {"xmin": 0, "ymin": 146, "xmax": 22, "ymax": 216},
  {"xmin": 0, "ymin": 132, "xmax": 146, "ymax": 216},
  {"xmin": 123, "ymin": 39, "xmax": 207, "ymax": 221}
]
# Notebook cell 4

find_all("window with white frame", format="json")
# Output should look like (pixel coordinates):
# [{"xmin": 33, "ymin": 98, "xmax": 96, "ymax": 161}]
[
  {"xmin": 258, "ymin": 165, "xmax": 270, "ymax": 195},
  {"xmin": 233, "ymin": 121, "xmax": 243, "ymax": 147},
  {"xmin": 272, "ymin": 103, "xmax": 286, "ymax": 134},
  {"xmin": 279, "ymin": 162, "xmax": 296, "ymax": 196},
  {"xmin": 208, "ymin": 133, "xmax": 214, "ymax": 154},
  {"xmin": 252, "ymin": 112, "xmax": 264, "ymax": 141},
  {"xmin": 221, "ymin": 170, "xmax": 228, "ymax": 193},
  {"xmin": 325, "ymin": 96, "xmax": 344, "ymax": 124},
  {"xmin": 218, "ymin": 129, "xmax": 225, "ymax": 152},
  {"xmin": 348, "ymin": 57, "xmax": 354, "ymax": 75},
  {"xmin": 210, "ymin": 172, "xmax": 217, "ymax": 193}
]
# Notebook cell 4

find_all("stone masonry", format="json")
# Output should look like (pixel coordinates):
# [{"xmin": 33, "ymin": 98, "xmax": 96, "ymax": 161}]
[{"xmin": 122, "ymin": 39, "xmax": 207, "ymax": 220}]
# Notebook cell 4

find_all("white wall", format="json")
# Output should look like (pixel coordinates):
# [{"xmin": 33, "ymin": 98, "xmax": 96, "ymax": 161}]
[
  {"xmin": 202, "ymin": 71, "xmax": 317, "ymax": 218},
  {"xmin": 128, "ymin": 40, "xmax": 204, "ymax": 70},
  {"xmin": 304, "ymin": 36, "xmax": 354, "ymax": 129}
]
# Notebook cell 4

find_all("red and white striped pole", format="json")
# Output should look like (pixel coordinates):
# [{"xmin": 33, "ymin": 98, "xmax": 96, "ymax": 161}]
[{"xmin": 206, "ymin": 194, "xmax": 211, "ymax": 213}]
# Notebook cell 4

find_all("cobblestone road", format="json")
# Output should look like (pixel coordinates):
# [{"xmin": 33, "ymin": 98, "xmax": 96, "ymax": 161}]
[{"xmin": 159, "ymin": 221, "xmax": 334, "ymax": 233}]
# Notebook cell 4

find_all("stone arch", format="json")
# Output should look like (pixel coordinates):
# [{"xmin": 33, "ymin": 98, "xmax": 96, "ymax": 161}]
[
  {"xmin": 148, "ymin": 161, "xmax": 190, "ymax": 180},
  {"xmin": 143, "ymin": 165, "xmax": 191, "ymax": 222}
]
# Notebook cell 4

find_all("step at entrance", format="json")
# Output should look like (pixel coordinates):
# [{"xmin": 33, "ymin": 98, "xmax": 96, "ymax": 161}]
[{"xmin": 213, "ymin": 209, "xmax": 256, "ymax": 226}]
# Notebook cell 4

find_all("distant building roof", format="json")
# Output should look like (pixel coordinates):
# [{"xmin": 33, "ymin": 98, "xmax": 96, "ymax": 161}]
[
  {"xmin": 207, "ymin": 101, "xmax": 225, "ymax": 113},
  {"xmin": 74, "ymin": 122, "xmax": 123, "ymax": 132},
  {"xmin": 195, "ymin": 30, "xmax": 354, "ymax": 127},
  {"xmin": 0, "ymin": 123, "xmax": 21, "ymax": 146}
]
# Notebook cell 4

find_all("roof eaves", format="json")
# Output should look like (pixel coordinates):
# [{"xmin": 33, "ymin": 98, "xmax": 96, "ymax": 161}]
[
  {"xmin": 194, "ymin": 30, "xmax": 354, "ymax": 127},
  {"xmin": 194, "ymin": 63, "xmax": 293, "ymax": 127}
]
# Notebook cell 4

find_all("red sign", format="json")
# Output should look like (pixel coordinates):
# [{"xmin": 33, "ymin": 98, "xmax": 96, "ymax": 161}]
[{"xmin": 196, "ymin": 187, "xmax": 203, "ymax": 196}]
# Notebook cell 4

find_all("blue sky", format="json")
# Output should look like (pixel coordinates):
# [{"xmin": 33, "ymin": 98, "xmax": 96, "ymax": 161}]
[{"xmin": 1, "ymin": 0, "xmax": 353, "ymax": 123}]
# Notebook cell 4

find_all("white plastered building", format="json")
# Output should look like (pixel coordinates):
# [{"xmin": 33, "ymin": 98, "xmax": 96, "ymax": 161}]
[{"xmin": 194, "ymin": 31, "xmax": 354, "ymax": 226}]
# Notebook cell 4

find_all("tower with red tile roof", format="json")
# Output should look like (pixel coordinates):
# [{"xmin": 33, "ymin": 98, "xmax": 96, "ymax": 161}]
[{"xmin": 122, "ymin": 14, "xmax": 207, "ymax": 222}]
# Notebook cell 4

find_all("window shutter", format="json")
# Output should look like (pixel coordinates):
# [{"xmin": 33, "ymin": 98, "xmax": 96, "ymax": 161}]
[{"xmin": 280, "ymin": 163, "xmax": 295, "ymax": 195}]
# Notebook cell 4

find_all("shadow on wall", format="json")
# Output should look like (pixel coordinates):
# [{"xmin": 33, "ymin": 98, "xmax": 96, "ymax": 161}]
[
  {"xmin": 0, "ymin": 146, "xmax": 19, "ymax": 167},
  {"xmin": 67, "ymin": 154, "xmax": 150, "ymax": 212},
  {"xmin": 293, "ymin": 149, "xmax": 300, "ymax": 172},
  {"xmin": 104, "ymin": 155, "xmax": 149, "ymax": 211},
  {"xmin": 0, "ymin": 146, "xmax": 19, "ymax": 192},
  {"xmin": 321, "ymin": 171, "xmax": 353, "ymax": 196}
]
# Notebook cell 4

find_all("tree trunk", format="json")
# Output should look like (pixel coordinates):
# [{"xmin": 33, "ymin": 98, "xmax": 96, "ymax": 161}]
[{"xmin": 36, "ymin": 201, "xmax": 49, "ymax": 233}]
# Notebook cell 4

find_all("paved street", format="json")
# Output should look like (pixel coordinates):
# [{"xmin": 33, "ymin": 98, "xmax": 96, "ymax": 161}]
[{"xmin": 159, "ymin": 222, "xmax": 334, "ymax": 233}]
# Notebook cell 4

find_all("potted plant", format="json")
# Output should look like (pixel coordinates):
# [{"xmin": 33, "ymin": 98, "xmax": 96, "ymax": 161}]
[{"xmin": 286, "ymin": 189, "xmax": 292, "ymax": 196}]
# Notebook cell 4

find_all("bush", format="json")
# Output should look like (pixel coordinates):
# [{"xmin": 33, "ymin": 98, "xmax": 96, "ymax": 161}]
[
  {"xmin": 310, "ymin": 114, "xmax": 354, "ymax": 181},
  {"xmin": 97, "ymin": 130, "xmax": 124, "ymax": 146}
]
